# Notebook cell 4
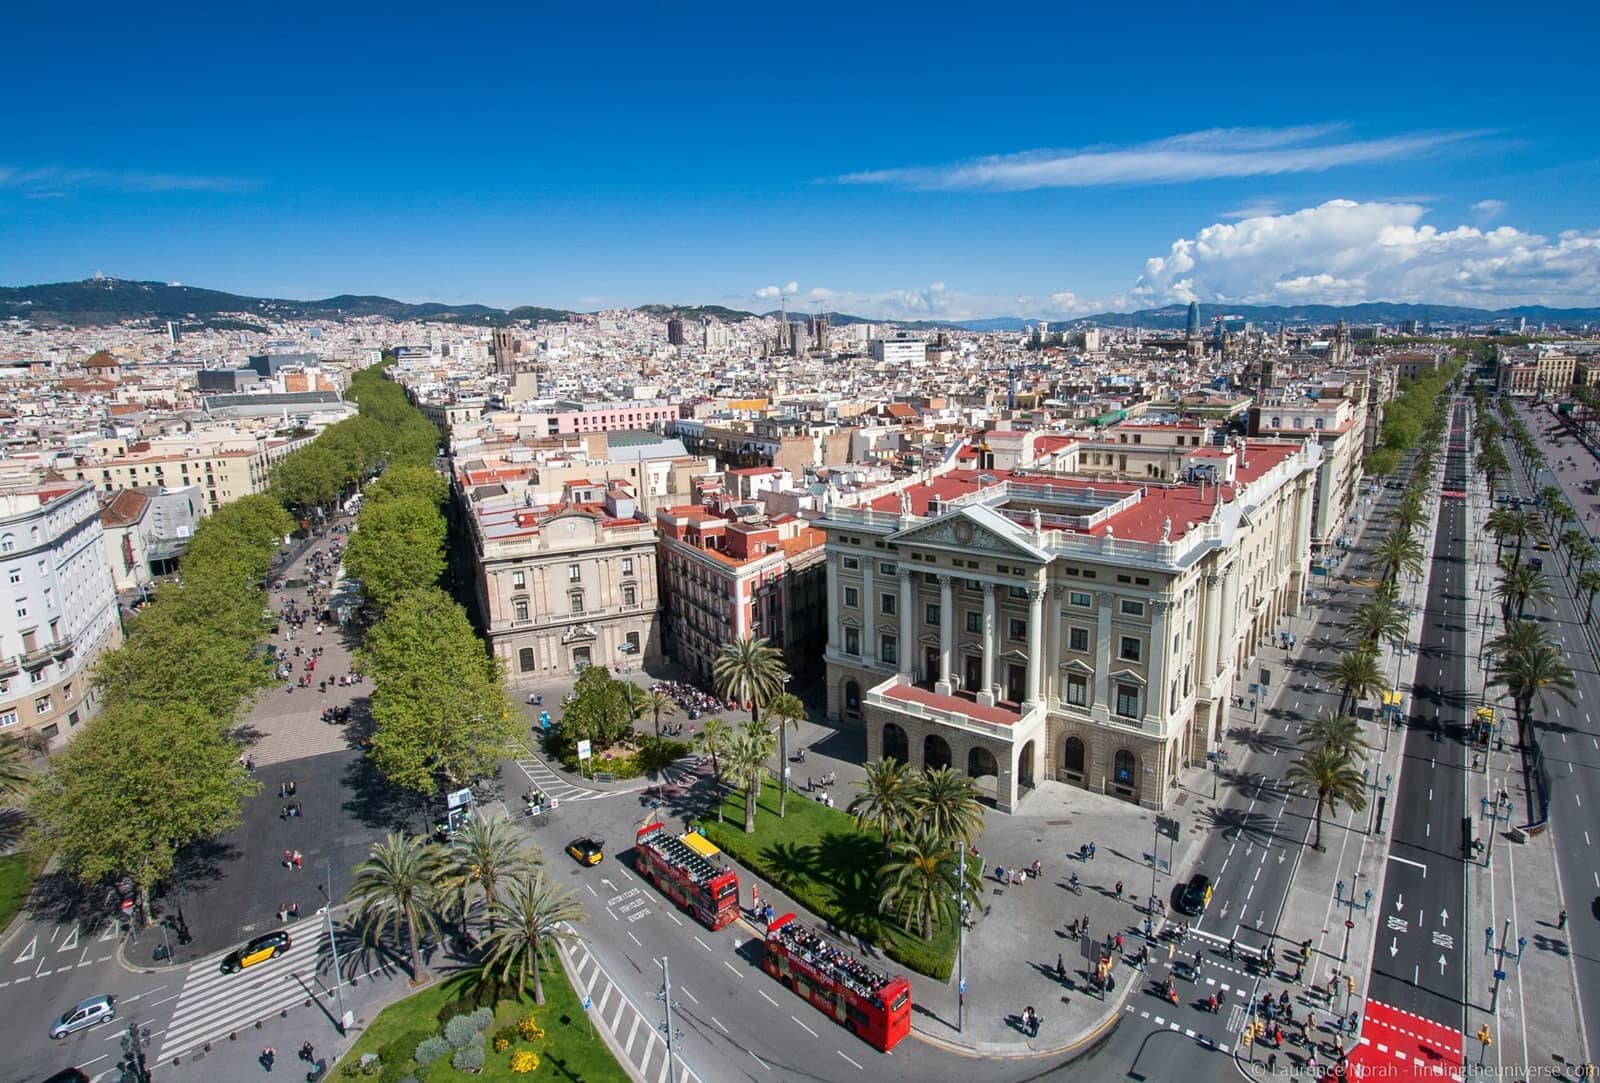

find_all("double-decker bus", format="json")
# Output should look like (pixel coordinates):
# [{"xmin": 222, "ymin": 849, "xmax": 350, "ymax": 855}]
[
  {"xmin": 633, "ymin": 822, "xmax": 740, "ymax": 930},
  {"xmin": 761, "ymin": 912, "xmax": 912, "ymax": 1052}
]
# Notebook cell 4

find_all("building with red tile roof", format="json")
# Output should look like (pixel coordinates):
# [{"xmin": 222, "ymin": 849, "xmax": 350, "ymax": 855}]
[{"xmin": 818, "ymin": 437, "xmax": 1322, "ymax": 812}]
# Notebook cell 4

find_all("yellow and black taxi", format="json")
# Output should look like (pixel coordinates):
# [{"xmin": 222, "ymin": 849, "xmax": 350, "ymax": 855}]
[
  {"xmin": 565, "ymin": 836, "xmax": 605, "ymax": 866},
  {"xmin": 220, "ymin": 930, "xmax": 292, "ymax": 974},
  {"xmin": 1177, "ymin": 873, "xmax": 1214, "ymax": 916}
]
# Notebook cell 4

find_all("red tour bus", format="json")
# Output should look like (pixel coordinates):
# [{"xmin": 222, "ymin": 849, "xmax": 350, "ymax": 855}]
[
  {"xmin": 633, "ymin": 822, "xmax": 740, "ymax": 930},
  {"xmin": 762, "ymin": 912, "xmax": 912, "ymax": 1052}
]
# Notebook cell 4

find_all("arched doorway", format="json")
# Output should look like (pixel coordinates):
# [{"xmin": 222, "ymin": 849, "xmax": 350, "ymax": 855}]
[
  {"xmin": 924, "ymin": 734, "xmax": 952, "ymax": 771},
  {"xmin": 1060, "ymin": 737, "xmax": 1086, "ymax": 785},
  {"xmin": 882, "ymin": 722, "xmax": 908, "ymax": 765},
  {"xmin": 844, "ymin": 681, "xmax": 861, "ymax": 721},
  {"xmin": 1018, "ymin": 741, "xmax": 1035, "ymax": 789},
  {"xmin": 967, "ymin": 745, "xmax": 998, "ymax": 780},
  {"xmin": 1111, "ymin": 748, "xmax": 1139, "ymax": 802}
]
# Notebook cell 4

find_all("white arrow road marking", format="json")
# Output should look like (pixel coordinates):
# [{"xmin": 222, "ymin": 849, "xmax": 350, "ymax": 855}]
[
  {"xmin": 1439, "ymin": 954, "xmax": 1448, "ymax": 974},
  {"xmin": 1396, "ymin": 894, "xmax": 1405, "ymax": 911},
  {"xmin": 1390, "ymin": 939, "xmax": 1399, "ymax": 958},
  {"xmin": 1440, "ymin": 909, "xmax": 1449, "ymax": 927}
]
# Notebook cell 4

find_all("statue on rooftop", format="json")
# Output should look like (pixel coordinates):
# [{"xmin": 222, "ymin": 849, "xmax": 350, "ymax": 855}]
[
  {"xmin": 1031, "ymin": 507, "xmax": 1043, "ymax": 535},
  {"xmin": 1160, "ymin": 516, "xmax": 1172, "ymax": 542},
  {"xmin": 899, "ymin": 489, "xmax": 912, "ymax": 517}
]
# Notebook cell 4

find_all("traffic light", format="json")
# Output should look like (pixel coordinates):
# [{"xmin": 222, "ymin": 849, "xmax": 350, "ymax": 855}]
[
  {"xmin": 1478, "ymin": 1025, "xmax": 1493, "ymax": 1047},
  {"xmin": 1347, "ymin": 976, "xmax": 1356, "ymax": 996}
]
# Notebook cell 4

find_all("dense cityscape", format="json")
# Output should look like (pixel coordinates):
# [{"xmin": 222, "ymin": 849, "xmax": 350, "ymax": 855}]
[{"xmin": 5, "ymin": 6, "xmax": 1600, "ymax": 1083}]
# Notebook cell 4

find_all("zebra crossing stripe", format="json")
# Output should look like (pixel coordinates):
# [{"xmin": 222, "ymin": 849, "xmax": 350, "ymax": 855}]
[{"xmin": 156, "ymin": 928, "xmax": 331, "ymax": 1058}]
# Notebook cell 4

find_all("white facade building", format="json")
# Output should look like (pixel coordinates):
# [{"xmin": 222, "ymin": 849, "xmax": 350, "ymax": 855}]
[{"xmin": 0, "ymin": 483, "xmax": 122, "ymax": 745}]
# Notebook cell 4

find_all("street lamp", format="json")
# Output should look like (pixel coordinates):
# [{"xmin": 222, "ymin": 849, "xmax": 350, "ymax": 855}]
[
  {"xmin": 118, "ymin": 1022, "xmax": 153, "ymax": 1083},
  {"xmin": 1481, "ymin": 792, "xmax": 1514, "ymax": 868},
  {"xmin": 1211, "ymin": 747, "xmax": 1228, "ymax": 800}
]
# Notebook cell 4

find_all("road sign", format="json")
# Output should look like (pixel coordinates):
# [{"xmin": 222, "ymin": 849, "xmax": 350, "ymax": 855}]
[
  {"xmin": 1156, "ymin": 816, "xmax": 1181, "ymax": 842},
  {"xmin": 959, "ymin": 978, "xmax": 967, "ymax": 995},
  {"xmin": 1494, "ymin": 969, "xmax": 1506, "ymax": 982},
  {"xmin": 577, "ymin": 739, "xmax": 592, "ymax": 761},
  {"xmin": 582, "ymin": 994, "xmax": 593, "ymax": 1011},
  {"xmin": 446, "ymin": 787, "xmax": 474, "ymax": 810},
  {"xmin": 1346, "ymin": 919, "xmax": 1356, "ymax": 929}
]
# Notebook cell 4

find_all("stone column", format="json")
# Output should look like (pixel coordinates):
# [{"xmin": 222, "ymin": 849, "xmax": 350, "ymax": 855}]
[
  {"xmin": 825, "ymin": 552, "xmax": 840, "ymax": 654},
  {"xmin": 1219, "ymin": 564, "xmax": 1239, "ymax": 673},
  {"xmin": 1092, "ymin": 591, "xmax": 1113, "ymax": 722},
  {"xmin": 1024, "ymin": 586, "xmax": 1045, "ymax": 706},
  {"xmin": 977, "ymin": 582, "xmax": 997, "ymax": 706},
  {"xmin": 937, "ymin": 574, "xmax": 954, "ymax": 694},
  {"xmin": 1199, "ymin": 571, "xmax": 1221, "ymax": 681},
  {"xmin": 862, "ymin": 559, "xmax": 875, "ymax": 666},
  {"xmin": 1047, "ymin": 584, "xmax": 1065, "ymax": 705},
  {"xmin": 898, "ymin": 569, "xmax": 915, "ymax": 678},
  {"xmin": 1144, "ymin": 599, "xmax": 1168, "ymax": 728}
]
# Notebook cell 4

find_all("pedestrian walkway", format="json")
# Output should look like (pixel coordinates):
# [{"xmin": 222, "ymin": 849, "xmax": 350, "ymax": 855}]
[
  {"xmin": 154, "ymin": 919, "xmax": 377, "ymax": 1062},
  {"xmin": 510, "ymin": 740, "xmax": 613, "ymax": 803},
  {"xmin": 562, "ymin": 939, "xmax": 699, "ymax": 1083}
]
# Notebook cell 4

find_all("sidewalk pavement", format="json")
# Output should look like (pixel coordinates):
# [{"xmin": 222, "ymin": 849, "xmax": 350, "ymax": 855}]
[{"xmin": 1461, "ymin": 403, "xmax": 1596, "ymax": 1076}]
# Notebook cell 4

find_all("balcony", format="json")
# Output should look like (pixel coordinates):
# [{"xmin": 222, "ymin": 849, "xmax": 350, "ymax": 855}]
[
  {"xmin": 19, "ymin": 646, "xmax": 54, "ymax": 670},
  {"xmin": 863, "ymin": 674, "xmax": 1046, "ymax": 743},
  {"xmin": 51, "ymin": 639, "xmax": 74, "ymax": 662}
]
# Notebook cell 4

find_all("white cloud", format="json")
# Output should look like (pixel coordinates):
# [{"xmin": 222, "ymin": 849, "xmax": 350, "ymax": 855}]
[
  {"xmin": 1472, "ymin": 198, "xmax": 1507, "ymax": 222},
  {"xmin": 837, "ymin": 125, "xmax": 1482, "ymax": 192},
  {"xmin": 0, "ymin": 165, "xmax": 257, "ymax": 194},
  {"xmin": 753, "ymin": 285, "xmax": 782, "ymax": 300},
  {"xmin": 1218, "ymin": 199, "xmax": 1282, "ymax": 220},
  {"xmin": 1132, "ymin": 199, "xmax": 1600, "ymax": 308},
  {"xmin": 783, "ymin": 281, "xmax": 799, "ymax": 296}
]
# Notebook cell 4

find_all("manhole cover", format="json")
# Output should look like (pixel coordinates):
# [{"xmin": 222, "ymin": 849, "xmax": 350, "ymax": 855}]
[{"xmin": 1172, "ymin": 794, "xmax": 1189, "ymax": 807}]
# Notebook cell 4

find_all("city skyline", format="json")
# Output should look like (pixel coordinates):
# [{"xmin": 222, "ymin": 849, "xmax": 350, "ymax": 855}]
[{"xmin": 3, "ymin": 4, "xmax": 1598, "ymax": 319}]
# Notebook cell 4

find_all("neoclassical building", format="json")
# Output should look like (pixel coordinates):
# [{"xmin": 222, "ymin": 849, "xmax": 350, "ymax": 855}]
[{"xmin": 820, "ymin": 437, "xmax": 1320, "ymax": 811}]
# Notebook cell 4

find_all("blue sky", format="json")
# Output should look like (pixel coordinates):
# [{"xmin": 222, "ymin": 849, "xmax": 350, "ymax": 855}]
[{"xmin": 4, "ymin": 2, "xmax": 1598, "ymax": 320}]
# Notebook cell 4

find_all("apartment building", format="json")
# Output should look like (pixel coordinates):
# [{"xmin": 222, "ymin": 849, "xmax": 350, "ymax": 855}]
[
  {"xmin": 458, "ymin": 476, "xmax": 663, "ymax": 682},
  {"xmin": 1497, "ymin": 346, "xmax": 1578, "ymax": 399},
  {"xmin": 46, "ymin": 430, "xmax": 316, "ymax": 514},
  {"xmin": 655, "ymin": 507, "xmax": 826, "ymax": 683},
  {"xmin": 0, "ymin": 483, "xmax": 122, "ymax": 746},
  {"xmin": 820, "ymin": 437, "xmax": 1320, "ymax": 812},
  {"xmin": 1249, "ymin": 393, "xmax": 1367, "ymax": 551}
]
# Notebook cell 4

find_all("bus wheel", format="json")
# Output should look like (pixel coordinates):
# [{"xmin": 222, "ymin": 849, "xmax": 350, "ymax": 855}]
[{"xmin": 845, "ymin": 1019, "xmax": 857, "ymax": 1035}]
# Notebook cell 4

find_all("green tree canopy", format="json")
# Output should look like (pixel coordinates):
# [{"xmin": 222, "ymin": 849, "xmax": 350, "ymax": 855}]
[
  {"xmin": 559, "ymin": 666, "xmax": 640, "ymax": 752},
  {"xmin": 366, "ymin": 464, "xmax": 449, "ymax": 508},
  {"xmin": 343, "ymin": 494, "xmax": 447, "ymax": 611},
  {"xmin": 358, "ymin": 588, "xmax": 515, "ymax": 796},
  {"xmin": 28, "ymin": 702, "xmax": 257, "ymax": 921}
]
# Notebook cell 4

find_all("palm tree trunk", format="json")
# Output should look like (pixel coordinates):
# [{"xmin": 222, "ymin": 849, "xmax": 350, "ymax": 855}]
[
  {"xmin": 405, "ymin": 910, "xmax": 429, "ymax": 983},
  {"xmin": 777, "ymin": 725, "xmax": 788, "ymax": 819},
  {"xmin": 744, "ymin": 784, "xmax": 757, "ymax": 833},
  {"xmin": 532, "ymin": 951, "xmax": 546, "ymax": 1005},
  {"xmin": 1313, "ymin": 795, "xmax": 1326, "ymax": 850}
]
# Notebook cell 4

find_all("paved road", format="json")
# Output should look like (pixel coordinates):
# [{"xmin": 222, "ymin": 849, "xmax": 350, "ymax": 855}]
[
  {"xmin": 1366, "ymin": 397, "xmax": 1470, "ymax": 1028},
  {"xmin": 1494, "ymin": 400, "xmax": 1600, "ymax": 1061}
]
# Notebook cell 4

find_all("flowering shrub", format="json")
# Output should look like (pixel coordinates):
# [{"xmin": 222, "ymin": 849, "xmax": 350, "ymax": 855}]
[{"xmin": 511, "ymin": 1049, "xmax": 541, "ymax": 1073}]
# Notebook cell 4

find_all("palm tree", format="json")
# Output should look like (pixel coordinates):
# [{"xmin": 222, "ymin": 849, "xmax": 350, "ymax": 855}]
[
  {"xmin": 877, "ymin": 826, "xmax": 981, "ymax": 940},
  {"xmin": 697, "ymin": 718, "xmax": 731, "ymax": 822},
  {"xmin": 476, "ymin": 871, "xmax": 587, "ymax": 1005},
  {"xmin": 1393, "ymin": 499, "xmax": 1427, "ymax": 539},
  {"xmin": 636, "ymin": 688, "xmax": 677, "ymax": 745},
  {"xmin": 848, "ymin": 758, "xmax": 919, "ymax": 862},
  {"xmin": 1571, "ymin": 538, "xmax": 1598, "ymax": 579},
  {"xmin": 1495, "ymin": 563, "xmax": 1552, "ymax": 621},
  {"xmin": 1578, "ymin": 569, "xmax": 1600, "ymax": 615},
  {"xmin": 442, "ymin": 815, "xmax": 539, "ymax": 933},
  {"xmin": 712, "ymin": 636, "xmax": 787, "ymax": 725},
  {"xmin": 1491, "ymin": 638, "xmax": 1576, "ymax": 746},
  {"xmin": 912, "ymin": 766, "xmax": 986, "ymax": 844},
  {"xmin": 1298, "ymin": 712, "xmax": 1371, "ymax": 763},
  {"xmin": 1372, "ymin": 527, "xmax": 1425, "ymax": 585},
  {"xmin": 765, "ymin": 691, "xmax": 806, "ymax": 818},
  {"xmin": 1492, "ymin": 509, "xmax": 1542, "ymax": 568},
  {"xmin": 1329, "ymin": 648, "xmax": 1387, "ymax": 717},
  {"xmin": 726, "ymin": 719, "xmax": 776, "ymax": 833},
  {"xmin": 346, "ymin": 832, "xmax": 450, "ymax": 983},
  {"xmin": 1349, "ymin": 597, "xmax": 1407, "ymax": 651},
  {"xmin": 1287, "ymin": 746, "xmax": 1368, "ymax": 851},
  {"xmin": 0, "ymin": 737, "xmax": 30, "ymax": 806}
]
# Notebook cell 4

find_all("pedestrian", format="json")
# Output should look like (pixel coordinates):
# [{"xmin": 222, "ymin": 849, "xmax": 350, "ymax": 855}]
[
  {"xmin": 289, "ymin": 901, "xmax": 300, "ymax": 920},
  {"xmin": 1115, "ymin": 880, "xmax": 1124, "ymax": 900},
  {"xmin": 299, "ymin": 1041, "xmax": 315, "ymax": 1062},
  {"xmin": 1114, "ymin": 933, "xmax": 1124, "ymax": 955},
  {"xmin": 1056, "ymin": 953, "xmax": 1065, "ymax": 980},
  {"xmin": 261, "ymin": 1045, "xmax": 276, "ymax": 1071},
  {"xmin": 292, "ymin": 850, "xmax": 303, "ymax": 870},
  {"xmin": 1088, "ymin": 841, "xmax": 1096, "ymax": 861},
  {"xmin": 764, "ymin": 903, "xmax": 775, "ymax": 926},
  {"xmin": 1559, "ymin": 907, "xmax": 1569, "ymax": 929},
  {"xmin": 277, "ymin": 903, "xmax": 288, "ymax": 923},
  {"xmin": 752, "ymin": 885, "xmax": 761, "ymax": 913},
  {"xmin": 283, "ymin": 850, "xmax": 294, "ymax": 869},
  {"xmin": 288, "ymin": 780, "xmax": 297, "ymax": 797}
]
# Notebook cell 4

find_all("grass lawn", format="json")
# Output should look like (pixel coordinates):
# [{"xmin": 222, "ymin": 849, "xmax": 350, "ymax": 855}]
[
  {"xmin": 0, "ymin": 852, "xmax": 44, "ymax": 933},
  {"xmin": 337, "ymin": 952, "xmax": 628, "ymax": 1082},
  {"xmin": 700, "ymin": 786, "xmax": 956, "ymax": 980}
]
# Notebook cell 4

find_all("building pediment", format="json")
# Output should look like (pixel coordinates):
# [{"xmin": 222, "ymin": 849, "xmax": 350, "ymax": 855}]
[
  {"xmin": 1059, "ymin": 658, "xmax": 1095, "ymax": 675},
  {"xmin": 887, "ymin": 506, "xmax": 1048, "ymax": 563},
  {"xmin": 1108, "ymin": 666, "xmax": 1146, "ymax": 686}
]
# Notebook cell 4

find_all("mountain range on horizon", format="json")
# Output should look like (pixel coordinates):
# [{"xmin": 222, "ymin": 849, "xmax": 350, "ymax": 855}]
[{"xmin": 3, "ymin": 277, "xmax": 1596, "ymax": 336}]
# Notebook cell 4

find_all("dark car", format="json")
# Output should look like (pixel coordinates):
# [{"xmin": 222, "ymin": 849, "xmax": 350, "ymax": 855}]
[
  {"xmin": 566, "ymin": 837, "xmax": 605, "ymax": 866},
  {"xmin": 1176, "ymin": 873, "xmax": 1214, "ymax": 916},
  {"xmin": 220, "ymin": 930, "xmax": 292, "ymax": 974},
  {"xmin": 42, "ymin": 1071, "xmax": 90, "ymax": 1083}
]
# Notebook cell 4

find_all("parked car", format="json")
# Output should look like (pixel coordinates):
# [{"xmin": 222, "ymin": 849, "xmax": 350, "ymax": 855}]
[
  {"xmin": 48, "ymin": 994, "xmax": 115, "ymax": 1039},
  {"xmin": 220, "ymin": 930, "xmax": 292, "ymax": 974}
]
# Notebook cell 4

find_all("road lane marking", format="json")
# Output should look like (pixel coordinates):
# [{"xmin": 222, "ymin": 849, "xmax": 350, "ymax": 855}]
[
  {"xmin": 759, "ymin": 989, "xmax": 779, "ymax": 1007},
  {"xmin": 838, "ymin": 1050, "xmax": 865, "ymax": 1070},
  {"xmin": 667, "ymin": 913, "xmax": 683, "ymax": 926},
  {"xmin": 681, "ymin": 986, "xmax": 698, "ymax": 1004},
  {"xmin": 748, "ymin": 1048, "xmax": 771, "ymax": 1071},
  {"xmin": 723, "ymin": 960, "xmax": 741, "ymax": 978},
  {"xmin": 627, "ymin": 932, "xmax": 641, "ymax": 947},
  {"xmin": 713, "ymin": 1016, "xmax": 729, "ymax": 1033},
  {"xmin": 694, "ymin": 936, "xmax": 711, "ymax": 951},
  {"xmin": 791, "ymin": 1014, "xmax": 818, "ymax": 1036}
]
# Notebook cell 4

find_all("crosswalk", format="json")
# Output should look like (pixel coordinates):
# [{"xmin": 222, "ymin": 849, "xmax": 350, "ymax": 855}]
[
  {"xmin": 512, "ymin": 743, "xmax": 613, "ymax": 803},
  {"xmin": 156, "ymin": 923, "xmax": 339, "ymax": 1061},
  {"xmin": 563, "ymin": 941, "xmax": 700, "ymax": 1083}
]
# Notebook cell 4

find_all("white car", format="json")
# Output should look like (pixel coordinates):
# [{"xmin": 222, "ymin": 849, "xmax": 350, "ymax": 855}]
[{"xmin": 49, "ymin": 994, "xmax": 115, "ymax": 1039}]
